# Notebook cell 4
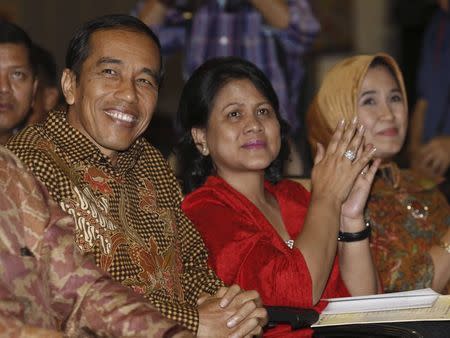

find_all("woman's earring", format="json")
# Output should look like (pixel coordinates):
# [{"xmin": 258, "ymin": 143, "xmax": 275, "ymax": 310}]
[{"xmin": 202, "ymin": 144, "xmax": 208, "ymax": 156}]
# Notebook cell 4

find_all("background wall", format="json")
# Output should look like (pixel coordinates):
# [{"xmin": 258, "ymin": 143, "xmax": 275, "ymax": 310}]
[{"xmin": 0, "ymin": 0, "xmax": 136, "ymax": 74}]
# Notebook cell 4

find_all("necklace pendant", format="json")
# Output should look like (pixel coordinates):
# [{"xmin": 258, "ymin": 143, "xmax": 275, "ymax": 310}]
[{"xmin": 285, "ymin": 239, "xmax": 294, "ymax": 249}]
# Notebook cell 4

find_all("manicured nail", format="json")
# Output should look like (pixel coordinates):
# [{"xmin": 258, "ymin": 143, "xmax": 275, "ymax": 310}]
[
  {"xmin": 220, "ymin": 299, "xmax": 228, "ymax": 308},
  {"xmin": 227, "ymin": 317, "xmax": 239, "ymax": 328}
]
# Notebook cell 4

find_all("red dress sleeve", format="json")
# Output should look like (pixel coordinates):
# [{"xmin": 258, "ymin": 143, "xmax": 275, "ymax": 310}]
[{"xmin": 182, "ymin": 178, "xmax": 349, "ymax": 309}]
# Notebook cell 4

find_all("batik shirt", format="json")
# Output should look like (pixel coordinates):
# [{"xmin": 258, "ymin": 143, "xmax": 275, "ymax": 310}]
[
  {"xmin": 367, "ymin": 163, "xmax": 450, "ymax": 293},
  {"xmin": 6, "ymin": 110, "xmax": 223, "ymax": 331},
  {"xmin": 0, "ymin": 146, "xmax": 188, "ymax": 337}
]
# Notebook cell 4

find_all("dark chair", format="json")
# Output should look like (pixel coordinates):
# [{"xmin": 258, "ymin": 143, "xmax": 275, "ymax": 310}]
[{"xmin": 266, "ymin": 306, "xmax": 319, "ymax": 330}]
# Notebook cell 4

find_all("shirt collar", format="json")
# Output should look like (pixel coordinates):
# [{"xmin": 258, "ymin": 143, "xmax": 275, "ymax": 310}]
[{"xmin": 44, "ymin": 110, "xmax": 143, "ymax": 174}]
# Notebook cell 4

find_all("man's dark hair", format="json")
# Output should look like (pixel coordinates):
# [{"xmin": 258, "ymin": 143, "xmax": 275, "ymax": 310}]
[
  {"xmin": 65, "ymin": 14, "xmax": 163, "ymax": 83},
  {"xmin": 0, "ymin": 20, "xmax": 37, "ymax": 74},
  {"xmin": 176, "ymin": 57, "xmax": 290, "ymax": 194},
  {"xmin": 33, "ymin": 44, "xmax": 58, "ymax": 88}
]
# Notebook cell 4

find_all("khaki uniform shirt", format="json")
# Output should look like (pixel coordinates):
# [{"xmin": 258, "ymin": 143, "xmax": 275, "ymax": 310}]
[{"xmin": 7, "ymin": 111, "xmax": 223, "ymax": 331}]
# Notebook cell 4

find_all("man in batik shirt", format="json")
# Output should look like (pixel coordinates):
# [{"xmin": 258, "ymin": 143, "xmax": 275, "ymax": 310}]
[
  {"xmin": 7, "ymin": 14, "xmax": 266, "ymax": 337},
  {"xmin": 0, "ymin": 146, "xmax": 191, "ymax": 337}
]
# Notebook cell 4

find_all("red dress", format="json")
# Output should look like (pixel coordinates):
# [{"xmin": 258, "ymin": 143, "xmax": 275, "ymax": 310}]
[{"xmin": 182, "ymin": 176, "xmax": 350, "ymax": 337}]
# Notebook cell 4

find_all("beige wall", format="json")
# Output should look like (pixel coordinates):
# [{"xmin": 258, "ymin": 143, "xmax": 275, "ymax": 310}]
[
  {"xmin": 315, "ymin": 0, "xmax": 395, "ymax": 88},
  {"xmin": 1, "ymin": 0, "xmax": 137, "ymax": 72}
]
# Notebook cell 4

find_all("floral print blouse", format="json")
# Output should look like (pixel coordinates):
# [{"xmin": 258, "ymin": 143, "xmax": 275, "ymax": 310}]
[{"xmin": 367, "ymin": 163, "xmax": 450, "ymax": 293}]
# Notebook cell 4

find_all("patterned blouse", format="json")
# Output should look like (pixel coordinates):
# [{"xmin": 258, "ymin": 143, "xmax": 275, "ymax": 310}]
[
  {"xmin": 6, "ymin": 110, "xmax": 223, "ymax": 331},
  {"xmin": 0, "ymin": 147, "xmax": 188, "ymax": 337},
  {"xmin": 367, "ymin": 163, "xmax": 450, "ymax": 293}
]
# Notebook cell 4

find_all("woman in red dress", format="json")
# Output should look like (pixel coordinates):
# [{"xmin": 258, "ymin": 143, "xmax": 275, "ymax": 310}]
[{"xmin": 177, "ymin": 57, "xmax": 380, "ymax": 337}]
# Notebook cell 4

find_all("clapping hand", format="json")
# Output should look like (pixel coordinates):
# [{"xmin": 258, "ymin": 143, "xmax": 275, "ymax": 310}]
[{"xmin": 311, "ymin": 118, "xmax": 377, "ymax": 208}]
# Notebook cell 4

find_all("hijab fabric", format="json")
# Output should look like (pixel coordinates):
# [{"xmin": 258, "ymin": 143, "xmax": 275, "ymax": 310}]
[{"xmin": 306, "ymin": 53, "xmax": 408, "ymax": 154}]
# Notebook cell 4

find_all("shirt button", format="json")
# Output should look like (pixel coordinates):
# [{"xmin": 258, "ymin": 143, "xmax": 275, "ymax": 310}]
[{"xmin": 219, "ymin": 36, "xmax": 229, "ymax": 45}]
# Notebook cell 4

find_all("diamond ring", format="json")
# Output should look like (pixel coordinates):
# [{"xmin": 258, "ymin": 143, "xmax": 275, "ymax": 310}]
[{"xmin": 344, "ymin": 149, "xmax": 356, "ymax": 162}]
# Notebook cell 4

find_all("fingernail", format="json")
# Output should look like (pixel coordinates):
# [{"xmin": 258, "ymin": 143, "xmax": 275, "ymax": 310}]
[
  {"xmin": 371, "ymin": 147, "xmax": 377, "ymax": 154},
  {"xmin": 340, "ymin": 118, "xmax": 345, "ymax": 126},
  {"xmin": 359, "ymin": 124, "xmax": 365, "ymax": 133},
  {"xmin": 227, "ymin": 317, "xmax": 238, "ymax": 328},
  {"xmin": 220, "ymin": 299, "xmax": 228, "ymax": 308},
  {"xmin": 352, "ymin": 116, "xmax": 358, "ymax": 124}
]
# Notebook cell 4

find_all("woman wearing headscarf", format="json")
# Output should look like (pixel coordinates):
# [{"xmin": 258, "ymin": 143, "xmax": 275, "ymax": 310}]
[{"xmin": 307, "ymin": 53, "xmax": 450, "ymax": 293}]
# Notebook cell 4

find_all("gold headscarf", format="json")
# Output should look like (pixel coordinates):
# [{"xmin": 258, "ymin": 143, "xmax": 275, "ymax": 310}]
[{"xmin": 306, "ymin": 53, "xmax": 407, "ymax": 155}]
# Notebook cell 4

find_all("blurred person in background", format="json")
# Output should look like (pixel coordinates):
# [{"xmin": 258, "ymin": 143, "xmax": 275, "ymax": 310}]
[
  {"xmin": 26, "ymin": 44, "xmax": 60, "ymax": 126},
  {"xmin": 0, "ymin": 21, "xmax": 37, "ymax": 144},
  {"xmin": 409, "ymin": 0, "xmax": 450, "ymax": 200}
]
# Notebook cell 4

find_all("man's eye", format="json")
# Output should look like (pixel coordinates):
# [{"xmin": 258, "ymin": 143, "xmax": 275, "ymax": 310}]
[
  {"xmin": 12, "ymin": 71, "xmax": 26, "ymax": 80},
  {"xmin": 102, "ymin": 69, "xmax": 117, "ymax": 76},
  {"xmin": 137, "ymin": 78, "xmax": 156, "ymax": 88}
]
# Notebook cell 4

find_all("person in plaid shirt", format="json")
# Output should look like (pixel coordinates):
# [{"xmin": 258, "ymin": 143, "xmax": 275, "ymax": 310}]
[{"xmin": 134, "ymin": 0, "xmax": 319, "ymax": 134}]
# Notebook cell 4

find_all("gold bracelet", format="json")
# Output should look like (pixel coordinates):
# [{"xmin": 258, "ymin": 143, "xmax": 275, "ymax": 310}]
[{"xmin": 439, "ymin": 240, "xmax": 450, "ymax": 254}]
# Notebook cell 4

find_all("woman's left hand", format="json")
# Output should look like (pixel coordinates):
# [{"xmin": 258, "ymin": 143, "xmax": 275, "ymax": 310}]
[{"xmin": 341, "ymin": 150, "xmax": 381, "ymax": 229}]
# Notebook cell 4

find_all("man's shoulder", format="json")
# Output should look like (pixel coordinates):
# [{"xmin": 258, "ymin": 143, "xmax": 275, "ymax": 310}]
[
  {"xmin": 6, "ymin": 125, "xmax": 58, "ymax": 177},
  {"xmin": 7, "ymin": 124, "xmax": 50, "ymax": 154}
]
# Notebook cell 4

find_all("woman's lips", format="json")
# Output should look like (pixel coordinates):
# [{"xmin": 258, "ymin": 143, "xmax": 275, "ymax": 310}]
[
  {"xmin": 0, "ymin": 103, "xmax": 13, "ymax": 112},
  {"xmin": 242, "ymin": 140, "xmax": 266, "ymax": 149},
  {"xmin": 377, "ymin": 127, "xmax": 398, "ymax": 136}
]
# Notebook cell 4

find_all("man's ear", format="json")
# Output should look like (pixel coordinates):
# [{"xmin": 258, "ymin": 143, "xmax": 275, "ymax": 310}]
[
  {"xmin": 61, "ymin": 68, "xmax": 76, "ymax": 105},
  {"xmin": 191, "ymin": 127, "xmax": 209, "ymax": 156}
]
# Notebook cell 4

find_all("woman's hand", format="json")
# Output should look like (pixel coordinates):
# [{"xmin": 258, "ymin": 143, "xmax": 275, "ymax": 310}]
[
  {"xmin": 340, "ymin": 148, "xmax": 381, "ymax": 228},
  {"xmin": 311, "ymin": 118, "xmax": 377, "ymax": 205}
]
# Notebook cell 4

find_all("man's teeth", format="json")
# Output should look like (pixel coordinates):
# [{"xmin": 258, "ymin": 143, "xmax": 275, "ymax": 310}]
[{"xmin": 105, "ymin": 110, "xmax": 136, "ymax": 123}]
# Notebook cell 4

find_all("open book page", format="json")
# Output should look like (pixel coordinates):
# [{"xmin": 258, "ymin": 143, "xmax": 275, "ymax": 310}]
[
  {"xmin": 312, "ymin": 294, "xmax": 450, "ymax": 328},
  {"xmin": 322, "ymin": 288, "xmax": 439, "ymax": 315}
]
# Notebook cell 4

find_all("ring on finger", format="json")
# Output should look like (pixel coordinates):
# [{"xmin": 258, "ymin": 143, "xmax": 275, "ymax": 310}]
[{"xmin": 344, "ymin": 149, "xmax": 356, "ymax": 162}]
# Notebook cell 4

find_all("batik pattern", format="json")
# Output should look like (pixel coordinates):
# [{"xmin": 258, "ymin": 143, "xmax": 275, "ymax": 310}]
[
  {"xmin": 0, "ymin": 147, "xmax": 189, "ymax": 337},
  {"xmin": 6, "ymin": 111, "xmax": 223, "ymax": 331}
]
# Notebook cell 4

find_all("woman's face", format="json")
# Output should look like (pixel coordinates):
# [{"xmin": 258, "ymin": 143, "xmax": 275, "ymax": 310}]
[
  {"xmin": 192, "ymin": 78, "xmax": 281, "ymax": 180},
  {"xmin": 357, "ymin": 65, "xmax": 407, "ymax": 160}
]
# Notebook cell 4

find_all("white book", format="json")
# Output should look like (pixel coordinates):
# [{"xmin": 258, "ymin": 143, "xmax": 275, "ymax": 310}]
[
  {"xmin": 321, "ymin": 288, "xmax": 439, "ymax": 315},
  {"xmin": 312, "ymin": 289, "xmax": 450, "ymax": 328}
]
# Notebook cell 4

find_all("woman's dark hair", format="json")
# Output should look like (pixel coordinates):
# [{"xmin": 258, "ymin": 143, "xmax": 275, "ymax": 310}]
[
  {"xmin": 177, "ymin": 56, "xmax": 290, "ymax": 194},
  {"xmin": 65, "ymin": 14, "xmax": 163, "ymax": 83},
  {"xmin": 0, "ymin": 21, "xmax": 37, "ymax": 75}
]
